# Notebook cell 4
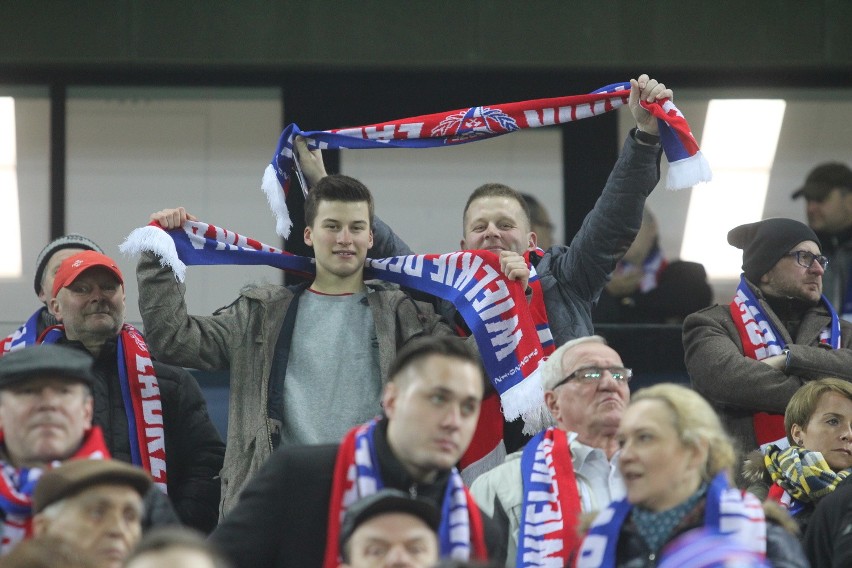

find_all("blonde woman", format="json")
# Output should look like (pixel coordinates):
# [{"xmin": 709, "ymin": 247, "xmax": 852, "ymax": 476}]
[{"xmin": 576, "ymin": 384, "xmax": 805, "ymax": 568}]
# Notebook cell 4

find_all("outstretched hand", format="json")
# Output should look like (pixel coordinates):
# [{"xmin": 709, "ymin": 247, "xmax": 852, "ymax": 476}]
[
  {"xmin": 150, "ymin": 207, "xmax": 197, "ymax": 230},
  {"xmin": 294, "ymin": 136, "xmax": 328, "ymax": 189},
  {"xmin": 628, "ymin": 74, "xmax": 673, "ymax": 136}
]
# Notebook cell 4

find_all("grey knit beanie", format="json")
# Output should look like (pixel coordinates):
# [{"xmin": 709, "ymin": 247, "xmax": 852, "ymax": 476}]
[
  {"xmin": 727, "ymin": 218, "xmax": 821, "ymax": 283},
  {"xmin": 33, "ymin": 234, "xmax": 104, "ymax": 295}
]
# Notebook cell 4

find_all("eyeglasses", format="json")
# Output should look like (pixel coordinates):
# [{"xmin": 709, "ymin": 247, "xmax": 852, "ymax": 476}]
[
  {"xmin": 785, "ymin": 250, "xmax": 829, "ymax": 270},
  {"xmin": 553, "ymin": 366, "xmax": 633, "ymax": 389}
]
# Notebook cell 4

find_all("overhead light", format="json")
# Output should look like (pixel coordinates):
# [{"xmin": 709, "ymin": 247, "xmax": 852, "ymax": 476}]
[
  {"xmin": 0, "ymin": 97, "xmax": 21, "ymax": 278},
  {"xmin": 680, "ymin": 99, "xmax": 787, "ymax": 278}
]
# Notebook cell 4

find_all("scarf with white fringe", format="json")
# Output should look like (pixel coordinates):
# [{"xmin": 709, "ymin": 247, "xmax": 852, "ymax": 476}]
[
  {"xmin": 121, "ymin": 220, "xmax": 550, "ymax": 432},
  {"xmin": 261, "ymin": 82, "xmax": 710, "ymax": 238}
]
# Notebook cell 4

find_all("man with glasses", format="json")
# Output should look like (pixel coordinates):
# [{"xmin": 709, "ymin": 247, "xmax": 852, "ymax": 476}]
[
  {"xmin": 470, "ymin": 335, "xmax": 629, "ymax": 566},
  {"xmin": 684, "ymin": 218, "xmax": 852, "ymax": 462}
]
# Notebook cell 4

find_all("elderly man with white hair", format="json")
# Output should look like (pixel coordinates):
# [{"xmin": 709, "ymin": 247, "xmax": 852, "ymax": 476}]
[{"xmin": 470, "ymin": 336, "xmax": 630, "ymax": 568}]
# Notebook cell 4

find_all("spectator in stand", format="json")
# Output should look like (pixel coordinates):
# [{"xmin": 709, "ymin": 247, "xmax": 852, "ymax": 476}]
[
  {"xmin": 32, "ymin": 459, "xmax": 151, "ymax": 568},
  {"xmin": 1, "ymin": 234, "xmax": 103, "ymax": 354},
  {"xmin": 210, "ymin": 336, "xmax": 506, "ymax": 568},
  {"xmin": 684, "ymin": 218, "xmax": 852, "ymax": 461},
  {"xmin": 338, "ymin": 489, "xmax": 440, "ymax": 568},
  {"xmin": 594, "ymin": 206, "xmax": 712, "ymax": 324},
  {"xmin": 46, "ymin": 251, "xmax": 224, "ymax": 532},
  {"xmin": 575, "ymin": 383, "xmax": 807, "ymax": 568},
  {"xmin": 125, "ymin": 527, "xmax": 232, "ymax": 568},
  {"xmin": 0, "ymin": 345, "xmax": 176, "ymax": 555},
  {"xmin": 793, "ymin": 162, "xmax": 852, "ymax": 322},
  {"xmin": 470, "ymin": 336, "xmax": 629, "ymax": 566},
  {"xmin": 298, "ymin": 74, "xmax": 673, "ymax": 481},
  {"xmin": 743, "ymin": 378, "xmax": 852, "ymax": 535},
  {"xmin": 137, "ymin": 176, "xmax": 453, "ymax": 516}
]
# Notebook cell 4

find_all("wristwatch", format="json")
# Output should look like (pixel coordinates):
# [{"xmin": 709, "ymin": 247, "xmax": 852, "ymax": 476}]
[{"xmin": 634, "ymin": 128, "xmax": 661, "ymax": 146}]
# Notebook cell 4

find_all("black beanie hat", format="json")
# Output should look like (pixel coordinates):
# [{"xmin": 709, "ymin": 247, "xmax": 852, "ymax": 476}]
[{"xmin": 727, "ymin": 218, "xmax": 821, "ymax": 283}]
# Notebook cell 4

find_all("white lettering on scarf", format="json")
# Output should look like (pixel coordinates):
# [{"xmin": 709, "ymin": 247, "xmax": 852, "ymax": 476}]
[
  {"xmin": 336, "ymin": 122, "xmax": 425, "ymax": 141},
  {"xmin": 135, "ymin": 354, "xmax": 167, "ymax": 490},
  {"xmin": 732, "ymin": 289, "xmax": 782, "ymax": 360}
]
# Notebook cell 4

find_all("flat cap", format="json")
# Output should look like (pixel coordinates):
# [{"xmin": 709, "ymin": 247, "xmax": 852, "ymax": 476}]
[
  {"xmin": 340, "ymin": 489, "xmax": 440, "ymax": 550},
  {"xmin": 0, "ymin": 344, "xmax": 96, "ymax": 389},
  {"xmin": 33, "ymin": 459, "xmax": 152, "ymax": 514}
]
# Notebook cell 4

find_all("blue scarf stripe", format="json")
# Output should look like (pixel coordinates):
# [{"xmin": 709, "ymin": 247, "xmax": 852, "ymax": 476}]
[{"xmin": 115, "ymin": 337, "xmax": 142, "ymax": 467}]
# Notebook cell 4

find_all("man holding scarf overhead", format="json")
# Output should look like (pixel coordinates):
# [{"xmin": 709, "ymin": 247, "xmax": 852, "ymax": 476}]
[
  {"xmin": 299, "ymin": 74, "xmax": 672, "ymax": 477},
  {"xmin": 684, "ymin": 218, "xmax": 852, "ymax": 460}
]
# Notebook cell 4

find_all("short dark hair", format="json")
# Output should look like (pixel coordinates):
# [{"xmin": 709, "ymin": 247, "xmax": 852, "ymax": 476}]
[
  {"xmin": 304, "ymin": 174, "xmax": 375, "ymax": 229},
  {"xmin": 462, "ymin": 183, "xmax": 531, "ymax": 231},
  {"xmin": 126, "ymin": 527, "xmax": 232, "ymax": 568},
  {"xmin": 388, "ymin": 336, "xmax": 483, "ymax": 387}
]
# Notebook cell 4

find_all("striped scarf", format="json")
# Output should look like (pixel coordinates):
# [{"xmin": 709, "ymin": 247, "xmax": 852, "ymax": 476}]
[
  {"xmin": 764, "ymin": 444, "xmax": 850, "ymax": 504},
  {"xmin": 121, "ymin": 221, "xmax": 551, "ymax": 432},
  {"xmin": 0, "ymin": 427, "xmax": 110, "ymax": 554},
  {"xmin": 322, "ymin": 420, "xmax": 487, "ymax": 567},
  {"xmin": 262, "ymin": 83, "xmax": 710, "ymax": 238},
  {"xmin": 729, "ymin": 275, "xmax": 841, "ymax": 446},
  {"xmin": 0, "ymin": 309, "xmax": 43, "ymax": 356},
  {"xmin": 576, "ymin": 472, "xmax": 767, "ymax": 568},
  {"xmin": 39, "ymin": 324, "xmax": 168, "ymax": 494},
  {"xmin": 517, "ymin": 428, "xmax": 581, "ymax": 568},
  {"xmin": 460, "ymin": 248, "xmax": 554, "ymax": 482}
]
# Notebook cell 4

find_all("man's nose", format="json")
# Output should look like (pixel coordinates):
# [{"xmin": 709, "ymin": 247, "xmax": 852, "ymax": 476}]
[{"xmin": 383, "ymin": 544, "xmax": 413, "ymax": 567}]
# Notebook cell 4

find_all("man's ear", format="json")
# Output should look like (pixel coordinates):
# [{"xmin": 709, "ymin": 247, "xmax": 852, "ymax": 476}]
[
  {"xmin": 528, "ymin": 231, "xmax": 538, "ymax": 250},
  {"xmin": 544, "ymin": 391, "xmax": 559, "ymax": 423},
  {"xmin": 32, "ymin": 513, "xmax": 50, "ymax": 536},
  {"xmin": 304, "ymin": 226, "xmax": 313, "ymax": 247},
  {"xmin": 368, "ymin": 230, "xmax": 374, "ymax": 249},
  {"xmin": 49, "ymin": 297, "xmax": 63, "ymax": 321},
  {"xmin": 82, "ymin": 394, "xmax": 94, "ymax": 430},
  {"xmin": 381, "ymin": 382, "xmax": 399, "ymax": 420}
]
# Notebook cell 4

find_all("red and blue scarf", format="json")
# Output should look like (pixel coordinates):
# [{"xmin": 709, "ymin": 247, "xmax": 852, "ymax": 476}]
[
  {"xmin": 0, "ymin": 427, "xmax": 110, "ymax": 554},
  {"xmin": 39, "ymin": 324, "xmax": 168, "ymax": 494},
  {"xmin": 517, "ymin": 427, "xmax": 581, "ymax": 568},
  {"xmin": 729, "ymin": 275, "xmax": 841, "ymax": 446},
  {"xmin": 261, "ymin": 82, "xmax": 710, "ymax": 238},
  {"xmin": 576, "ymin": 473, "xmax": 767, "ymax": 568},
  {"xmin": 121, "ymin": 221, "xmax": 550, "ymax": 430},
  {"xmin": 322, "ymin": 420, "xmax": 487, "ymax": 567},
  {"xmin": 0, "ymin": 309, "xmax": 43, "ymax": 356}
]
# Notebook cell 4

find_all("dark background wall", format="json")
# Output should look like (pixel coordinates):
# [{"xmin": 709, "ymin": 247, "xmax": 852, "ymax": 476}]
[{"xmin": 5, "ymin": 1, "xmax": 851, "ymax": 238}]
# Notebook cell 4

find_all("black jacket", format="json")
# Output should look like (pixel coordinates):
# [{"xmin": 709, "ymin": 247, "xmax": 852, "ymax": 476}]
[
  {"xmin": 610, "ymin": 497, "xmax": 808, "ymax": 568},
  {"xmin": 210, "ymin": 420, "xmax": 506, "ymax": 568},
  {"xmin": 804, "ymin": 476, "xmax": 852, "ymax": 568},
  {"xmin": 61, "ymin": 337, "xmax": 225, "ymax": 533}
]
